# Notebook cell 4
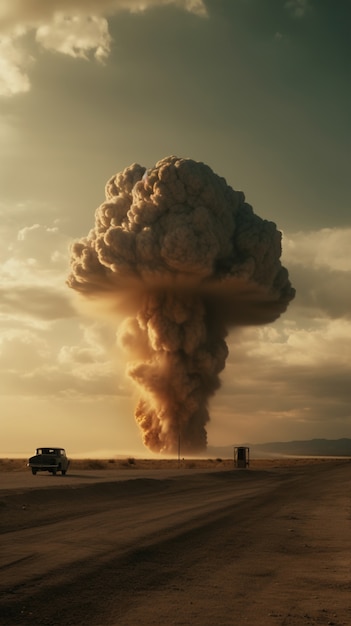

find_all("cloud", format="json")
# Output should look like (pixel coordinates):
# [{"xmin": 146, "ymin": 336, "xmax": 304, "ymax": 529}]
[
  {"xmin": 0, "ymin": 204, "xmax": 126, "ymax": 400},
  {"xmin": 0, "ymin": 209, "xmax": 75, "ymax": 324},
  {"xmin": 58, "ymin": 322, "xmax": 116, "ymax": 366},
  {"xmin": 0, "ymin": 36, "xmax": 32, "ymax": 96},
  {"xmin": 209, "ymin": 315, "xmax": 351, "ymax": 443},
  {"xmin": 288, "ymin": 265, "xmax": 351, "ymax": 320},
  {"xmin": 0, "ymin": 285, "xmax": 74, "ymax": 322},
  {"xmin": 0, "ymin": 318, "xmax": 123, "ymax": 397},
  {"xmin": 241, "ymin": 317, "xmax": 351, "ymax": 369},
  {"xmin": 284, "ymin": 228, "xmax": 351, "ymax": 273},
  {"xmin": 0, "ymin": 351, "xmax": 118, "ymax": 397},
  {"xmin": 284, "ymin": 0, "xmax": 312, "ymax": 18},
  {"xmin": 0, "ymin": 0, "xmax": 207, "ymax": 97},
  {"xmin": 13, "ymin": 222, "xmax": 71, "ymax": 269},
  {"xmin": 0, "ymin": 0, "xmax": 208, "ymax": 33},
  {"xmin": 35, "ymin": 15, "xmax": 112, "ymax": 62},
  {"xmin": 0, "ymin": 328, "xmax": 49, "ymax": 370},
  {"xmin": 282, "ymin": 228, "xmax": 351, "ymax": 319},
  {"xmin": 68, "ymin": 155, "xmax": 294, "ymax": 454}
]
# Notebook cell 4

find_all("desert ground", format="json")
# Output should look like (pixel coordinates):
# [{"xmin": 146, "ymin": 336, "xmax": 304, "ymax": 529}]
[{"xmin": 0, "ymin": 457, "xmax": 351, "ymax": 626}]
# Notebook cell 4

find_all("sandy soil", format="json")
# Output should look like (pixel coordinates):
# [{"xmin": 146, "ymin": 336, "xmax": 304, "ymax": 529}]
[{"xmin": 1, "ymin": 459, "xmax": 351, "ymax": 626}]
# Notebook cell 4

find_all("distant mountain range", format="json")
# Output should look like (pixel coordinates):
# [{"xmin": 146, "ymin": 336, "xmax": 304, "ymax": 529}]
[{"xmin": 207, "ymin": 438, "xmax": 351, "ymax": 459}]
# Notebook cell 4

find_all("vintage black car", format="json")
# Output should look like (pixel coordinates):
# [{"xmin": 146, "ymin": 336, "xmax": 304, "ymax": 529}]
[{"xmin": 28, "ymin": 447, "xmax": 70, "ymax": 476}]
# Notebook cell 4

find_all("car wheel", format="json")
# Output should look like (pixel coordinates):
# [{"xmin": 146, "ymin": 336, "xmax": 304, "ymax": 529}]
[
  {"xmin": 31, "ymin": 468, "xmax": 37, "ymax": 475},
  {"xmin": 62, "ymin": 469, "xmax": 66, "ymax": 475},
  {"xmin": 52, "ymin": 469, "xmax": 57, "ymax": 476}
]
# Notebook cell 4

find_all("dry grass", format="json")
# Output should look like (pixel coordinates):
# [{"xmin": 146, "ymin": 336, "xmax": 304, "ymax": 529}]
[{"xmin": 0, "ymin": 456, "xmax": 346, "ymax": 472}]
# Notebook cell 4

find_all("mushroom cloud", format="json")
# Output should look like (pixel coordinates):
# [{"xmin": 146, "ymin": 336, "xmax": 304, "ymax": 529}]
[{"xmin": 67, "ymin": 156, "xmax": 295, "ymax": 454}]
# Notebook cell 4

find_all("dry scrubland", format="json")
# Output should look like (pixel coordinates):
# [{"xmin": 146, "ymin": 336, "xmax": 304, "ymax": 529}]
[
  {"xmin": 0, "ymin": 456, "xmax": 345, "ymax": 472},
  {"xmin": 1, "ymin": 457, "xmax": 234, "ymax": 472}
]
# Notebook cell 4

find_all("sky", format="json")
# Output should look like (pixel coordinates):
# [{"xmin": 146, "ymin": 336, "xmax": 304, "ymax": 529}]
[{"xmin": 0, "ymin": 0, "xmax": 350, "ymax": 458}]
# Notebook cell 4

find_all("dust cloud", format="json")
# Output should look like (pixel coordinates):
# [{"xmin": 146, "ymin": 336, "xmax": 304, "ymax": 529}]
[{"xmin": 67, "ymin": 156, "xmax": 295, "ymax": 454}]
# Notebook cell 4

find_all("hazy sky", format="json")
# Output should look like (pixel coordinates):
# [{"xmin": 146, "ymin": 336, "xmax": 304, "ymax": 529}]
[{"xmin": 1, "ymin": 0, "xmax": 350, "ymax": 458}]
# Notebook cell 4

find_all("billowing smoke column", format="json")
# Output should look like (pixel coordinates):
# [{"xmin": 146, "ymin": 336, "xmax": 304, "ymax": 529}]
[{"xmin": 67, "ymin": 156, "xmax": 295, "ymax": 454}]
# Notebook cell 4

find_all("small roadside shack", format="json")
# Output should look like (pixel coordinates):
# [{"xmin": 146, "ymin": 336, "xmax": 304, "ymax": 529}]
[{"xmin": 233, "ymin": 446, "xmax": 250, "ymax": 469}]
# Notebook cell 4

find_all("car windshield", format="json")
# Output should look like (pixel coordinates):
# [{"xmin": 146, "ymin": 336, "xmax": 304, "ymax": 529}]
[{"xmin": 37, "ymin": 448, "xmax": 59, "ymax": 455}]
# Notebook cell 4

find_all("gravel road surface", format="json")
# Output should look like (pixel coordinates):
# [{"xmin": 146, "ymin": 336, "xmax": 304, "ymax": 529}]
[{"xmin": 1, "ymin": 461, "xmax": 350, "ymax": 626}]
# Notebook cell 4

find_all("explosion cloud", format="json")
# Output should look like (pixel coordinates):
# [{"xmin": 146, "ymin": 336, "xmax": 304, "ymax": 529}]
[{"xmin": 67, "ymin": 156, "xmax": 295, "ymax": 454}]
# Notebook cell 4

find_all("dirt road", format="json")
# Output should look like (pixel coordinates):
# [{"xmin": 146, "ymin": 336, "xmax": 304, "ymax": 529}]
[
  {"xmin": 0, "ymin": 467, "xmax": 219, "ymax": 492},
  {"xmin": 1, "ymin": 461, "xmax": 351, "ymax": 625}
]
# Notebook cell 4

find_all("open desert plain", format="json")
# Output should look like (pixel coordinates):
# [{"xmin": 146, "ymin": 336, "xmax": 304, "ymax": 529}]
[{"xmin": 0, "ymin": 457, "xmax": 351, "ymax": 626}]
